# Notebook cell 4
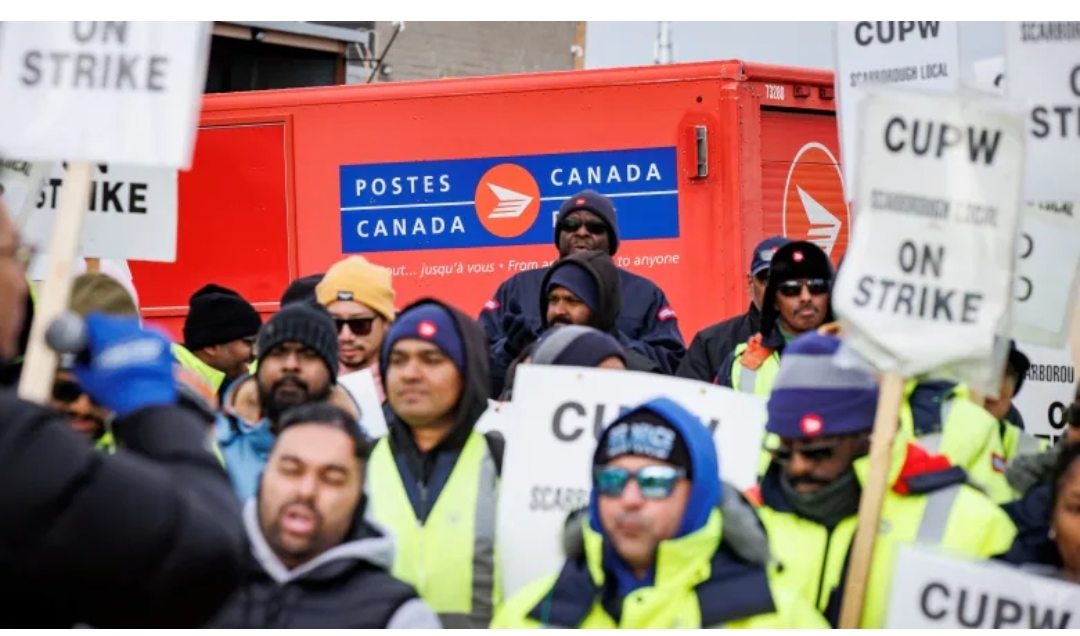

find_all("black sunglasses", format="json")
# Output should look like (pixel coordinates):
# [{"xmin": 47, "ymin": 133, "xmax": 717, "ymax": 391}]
[
  {"xmin": 777, "ymin": 278, "xmax": 830, "ymax": 298},
  {"xmin": 771, "ymin": 438, "xmax": 843, "ymax": 465},
  {"xmin": 559, "ymin": 217, "xmax": 607, "ymax": 235},
  {"xmin": 53, "ymin": 379, "xmax": 88, "ymax": 404},
  {"xmin": 754, "ymin": 270, "xmax": 770, "ymax": 284},
  {"xmin": 334, "ymin": 317, "xmax": 376, "ymax": 336}
]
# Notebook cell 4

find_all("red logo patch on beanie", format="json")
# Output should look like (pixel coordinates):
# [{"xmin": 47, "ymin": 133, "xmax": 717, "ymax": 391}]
[
  {"xmin": 800, "ymin": 414, "xmax": 824, "ymax": 436},
  {"xmin": 417, "ymin": 320, "xmax": 438, "ymax": 339},
  {"xmin": 792, "ymin": 250, "xmax": 804, "ymax": 263},
  {"xmin": 576, "ymin": 198, "xmax": 586, "ymax": 205}
]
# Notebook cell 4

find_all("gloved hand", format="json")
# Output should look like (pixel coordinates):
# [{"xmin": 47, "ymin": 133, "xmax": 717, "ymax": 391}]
[
  {"xmin": 501, "ymin": 306, "xmax": 540, "ymax": 357},
  {"xmin": 72, "ymin": 313, "xmax": 178, "ymax": 419}
]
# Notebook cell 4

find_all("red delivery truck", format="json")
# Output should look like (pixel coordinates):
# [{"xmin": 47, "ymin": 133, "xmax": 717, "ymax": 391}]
[{"xmin": 127, "ymin": 59, "xmax": 849, "ymax": 344}]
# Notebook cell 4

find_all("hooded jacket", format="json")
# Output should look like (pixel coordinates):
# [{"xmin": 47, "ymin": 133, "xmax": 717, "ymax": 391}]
[
  {"xmin": 481, "ymin": 265, "xmax": 684, "ymax": 396},
  {"xmin": 379, "ymin": 297, "xmax": 494, "ymax": 515},
  {"xmin": 207, "ymin": 499, "xmax": 440, "ymax": 628},
  {"xmin": 715, "ymin": 242, "xmax": 835, "ymax": 388},
  {"xmin": 538, "ymin": 252, "xmax": 661, "ymax": 375},
  {"xmin": 491, "ymin": 398, "xmax": 828, "ymax": 629}
]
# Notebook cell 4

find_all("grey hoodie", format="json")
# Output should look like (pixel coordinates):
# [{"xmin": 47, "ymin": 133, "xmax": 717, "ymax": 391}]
[{"xmin": 207, "ymin": 500, "xmax": 441, "ymax": 629}]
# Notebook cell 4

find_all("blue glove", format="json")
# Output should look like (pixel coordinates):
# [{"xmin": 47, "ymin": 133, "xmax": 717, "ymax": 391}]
[{"xmin": 72, "ymin": 313, "xmax": 178, "ymax": 419}]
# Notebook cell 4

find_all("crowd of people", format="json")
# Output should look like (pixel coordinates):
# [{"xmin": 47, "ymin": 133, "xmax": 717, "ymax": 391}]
[{"xmin": 0, "ymin": 188, "xmax": 1077, "ymax": 628}]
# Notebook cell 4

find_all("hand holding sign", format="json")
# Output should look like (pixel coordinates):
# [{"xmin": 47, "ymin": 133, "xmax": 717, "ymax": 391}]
[{"xmin": 0, "ymin": 22, "xmax": 210, "ymax": 405}]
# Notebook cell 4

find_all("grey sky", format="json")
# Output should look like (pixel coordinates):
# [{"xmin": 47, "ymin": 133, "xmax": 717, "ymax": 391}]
[{"xmin": 585, "ymin": 22, "xmax": 1006, "ymax": 71}]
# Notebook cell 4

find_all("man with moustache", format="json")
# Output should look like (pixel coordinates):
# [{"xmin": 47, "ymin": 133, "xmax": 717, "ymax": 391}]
[
  {"xmin": 315, "ymin": 256, "xmax": 396, "ymax": 401},
  {"xmin": 216, "ymin": 303, "xmax": 340, "ymax": 502},
  {"xmin": 208, "ymin": 402, "xmax": 440, "ymax": 628},
  {"xmin": 480, "ymin": 190, "xmax": 685, "ymax": 396},
  {"xmin": 716, "ymin": 240, "xmax": 834, "ymax": 397}
]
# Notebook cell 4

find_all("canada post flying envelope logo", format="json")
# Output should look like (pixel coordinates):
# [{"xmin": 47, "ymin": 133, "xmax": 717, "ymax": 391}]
[
  {"xmin": 781, "ymin": 142, "xmax": 849, "ymax": 266},
  {"xmin": 337, "ymin": 147, "xmax": 679, "ymax": 253}
]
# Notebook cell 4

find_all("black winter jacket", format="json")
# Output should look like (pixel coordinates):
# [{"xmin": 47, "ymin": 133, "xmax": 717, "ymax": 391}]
[
  {"xmin": 207, "ymin": 500, "xmax": 440, "ymax": 628},
  {"xmin": 676, "ymin": 303, "xmax": 760, "ymax": 383},
  {"xmin": 0, "ymin": 394, "xmax": 247, "ymax": 628}
]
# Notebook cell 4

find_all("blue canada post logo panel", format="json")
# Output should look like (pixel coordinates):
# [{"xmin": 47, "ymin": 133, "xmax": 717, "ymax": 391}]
[{"xmin": 338, "ymin": 147, "xmax": 679, "ymax": 253}]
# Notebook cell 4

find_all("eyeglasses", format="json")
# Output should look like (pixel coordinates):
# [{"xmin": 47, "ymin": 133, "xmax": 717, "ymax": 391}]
[
  {"xmin": 52, "ymin": 379, "xmax": 88, "ymax": 404},
  {"xmin": 594, "ymin": 465, "xmax": 687, "ymax": 499},
  {"xmin": 753, "ymin": 270, "xmax": 769, "ymax": 284},
  {"xmin": 777, "ymin": 278, "xmax": 830, "ymax": 298},
  {"xmin": 334, "ymin": 317, "xmax": 376, "ymax": 336},
  {"xmin": 559, "ymin": 217, "xmax": 607, "ymax": 235},
  {"xmin": 770, "ymin": 438, "xmax": 843, "ymax": 465}
]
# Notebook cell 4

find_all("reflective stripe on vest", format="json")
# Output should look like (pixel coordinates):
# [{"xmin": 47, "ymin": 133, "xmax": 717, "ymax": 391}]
[
  {"xmin": 914, "ymin": 484, "xmax": 962, "ymax": 544},
  {"xmin": 914, "ymin": 400, "xmax": 956, "ymax": 454},
  {"xmin": 739, "ymin": 365, "xmax": 758, "ymax": 393},
  {"xmin": 365, "ymin": 431, "xmax": 498, "ymax": 628}
]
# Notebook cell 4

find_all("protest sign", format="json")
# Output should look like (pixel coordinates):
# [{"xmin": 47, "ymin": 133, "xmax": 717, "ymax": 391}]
[
  {"xmin": 0, "ymin": 159, "xmax": 52, "ymax": 229},
  {"xmin": 20, "ymin": 163, "xmax": 178, "ymax": 262},
  {"xmin": 834, "ymin": 21, "xmax": 959, "ymax": 199},
  {"xmin": 0, "ymin": 21, "xmax": 211, "ymax": 169},
  {"xmin": 1012, "ymin": 342, "xmax": 1076, "ymax": 444},
  {"xmin": 831, "ymin": 88, "xmax": 1025, "ymax": 392},
  {"xmin": 495, "ymin": 365, "xmax": 767, "ymax": 599},
  {"xmin": 887, "ymin": 544, "xmax": 1077, "ymax": 628},
  {"xmin": 337, "ymin": 368, "xmax": 388, "ymax": 439},
  {"xmin": 1005, "ymin": 22, "xmax": 1080, "ymax": 202},
  {"xmin": 1011, "ymin": 202, "xmax": 1080, "ymax": 345}
]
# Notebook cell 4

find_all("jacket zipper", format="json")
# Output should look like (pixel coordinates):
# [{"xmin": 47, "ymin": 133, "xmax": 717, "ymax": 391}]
[{"xmin": 417, "ymin": 480, "xmax": 429, "ymax": 592}]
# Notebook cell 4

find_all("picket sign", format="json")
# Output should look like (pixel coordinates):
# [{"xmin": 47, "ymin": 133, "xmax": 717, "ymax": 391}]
[
  {"xmin": 0, "ymin": 21, "xmax": 211, "ymax": 405},
  {"xmin": 0, "ymin": 159, "xmax": 52, "ymax": 230},
  {"xmin": 832, "ymin": 88, "xmax": 1026, "ymax": 393},
  {"xmin": 886, "ymin": 544, "xmax": 1078, "ymax": 628},
  {"xmin": 832, "ymin": 87, "xmax": 1026, "ymax": 628},
  {"xmin": 22, "ymin": 163, "xmax": 180, "ymax": 262},
  {"xmin": 968, "ymin": 51, "xmax": 1080, "ymax": 417},
  {"xmin": 1011, "ymin": 342, "xmax": 1076, "ymax": 443},
  {"xmin": 1011, "ymin": 202, "xmax": 1080, "ymax": 346},
  {"xmin": 833, "ymin": 21, "xmax": 960, "ymax": 202},
  {"xmin": 1005, "ymin": 22, "xmax": 1080, "ymax": 203},
  {"xmin": 474, "ymin": 398, "xmax": 512, "ymax": 436},
  {"xmin": 337, "ymin": 368, "xmax": 388, "ymax": 439},
  {"xmin": 495, "ymin": 364, "xmax": 767, "ymax": 600}
]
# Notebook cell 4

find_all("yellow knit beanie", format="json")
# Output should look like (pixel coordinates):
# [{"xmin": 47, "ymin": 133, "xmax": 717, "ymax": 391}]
[{"xmin": 315, "ymin": 256, "xmax": 396, "ymax": 321}]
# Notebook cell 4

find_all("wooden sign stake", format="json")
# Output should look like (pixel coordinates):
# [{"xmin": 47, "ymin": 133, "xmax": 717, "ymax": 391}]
[
  {"xmin": 17, "ymin": 162, "xmax": 93, "ymax": 404},
  {"xmin": 837, "ymin": 371, "xmax": 905, "ymax": 628}
]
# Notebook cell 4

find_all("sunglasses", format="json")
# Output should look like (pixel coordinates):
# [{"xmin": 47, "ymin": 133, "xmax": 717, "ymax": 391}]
[
  {"xmin": 53, "ymin": 379, "xmax": 89, "ymax": 404},
  {"xmin": 559, "ymin": 217, "xmax": 607, "ymax": 235},
  {"xmin": 754, "ymin": 270, "xmax": 770, "ymax": 284},
  {"xmin": 594, "ymin": 465, "xmax": 687, "ymax": 499},
  {"xmin": 770, "ymin": 438, "xmax": 843, "ymax": 465},
  {"xmin": 777, "ymin": 278, "xmax": 830, "ymax": 298},
  {"xmin": 334, "ymin": 317, "xmax": 376, "ymax": 336}
]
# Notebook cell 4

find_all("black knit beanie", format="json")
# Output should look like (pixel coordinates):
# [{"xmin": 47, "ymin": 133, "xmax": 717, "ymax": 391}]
[
  {"xmin": 183, "ymin": 283, "xmax": 262, "ymax": 351},
  {"xmin": 280, "ymin": 273, "xmax": 325, "ymax": 307},
  {"xmin": 257, "ymin": 303, "xmax": 340, "ymax": 382}
]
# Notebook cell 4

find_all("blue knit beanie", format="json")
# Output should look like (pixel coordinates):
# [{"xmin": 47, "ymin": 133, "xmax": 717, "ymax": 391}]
[
  {"xmin": 766, "ymin": 332, "xmax": 878, "ymax": 439},
  {"xmin": 381, "ymin": 302, "xmax": 465, "ymax": 374}
]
